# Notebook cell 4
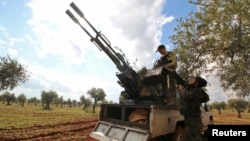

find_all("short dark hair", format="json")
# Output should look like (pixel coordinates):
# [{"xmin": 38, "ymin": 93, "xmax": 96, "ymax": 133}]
[{"xmin": 157, "ymin": 44, "xmax": 166, "ymax": 52}]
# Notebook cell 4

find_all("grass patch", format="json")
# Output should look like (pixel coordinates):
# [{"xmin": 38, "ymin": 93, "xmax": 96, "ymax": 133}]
[
  {"xmin": 0, "ymin": 104, "xmax": 99, "ymax": 129},
  {"xmin": 1, "ymin": 104, "xmax": 250, "ymax": 129}
]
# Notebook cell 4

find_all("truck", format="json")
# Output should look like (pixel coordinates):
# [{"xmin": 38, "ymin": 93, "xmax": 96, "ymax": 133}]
[{"xmin": 65, "ymin": 2, "xmax": 214, "ymax": 141}]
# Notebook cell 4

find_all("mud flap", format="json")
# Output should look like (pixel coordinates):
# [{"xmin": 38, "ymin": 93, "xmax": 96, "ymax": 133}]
[{"xmin": 89, "ymin": 121, "xmax": 149, "ymax": 141}]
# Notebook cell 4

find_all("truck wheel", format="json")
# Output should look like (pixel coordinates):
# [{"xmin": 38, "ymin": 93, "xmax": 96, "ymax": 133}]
[{"xmin": 172, "ymin": 126, "xmax": 185, "ymax": 141}]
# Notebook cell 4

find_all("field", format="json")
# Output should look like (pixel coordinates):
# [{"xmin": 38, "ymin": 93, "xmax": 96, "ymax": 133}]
[
  {"xmin": 0, "ymin": 104, "xmax": 250, "ymax": 141},
  {"xmin": 211, "ymin": 109, "xmax": 250, "ymax": 125},
  {"xmin": 0, "ymin": 104, "xmax": 98, "ymax": 141}
]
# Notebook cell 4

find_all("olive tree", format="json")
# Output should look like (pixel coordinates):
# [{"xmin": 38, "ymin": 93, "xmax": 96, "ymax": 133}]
[
  {"xmin": 2, "ymin": 91, "xmax": 15, "ymax": 105},
  {"xmin": 87, "ymin": 87, "xmax": 106, "ymax": 113},
  {"xmin": 80, "ymin": 95, "xmax": 92, "ymax": 110},
  {"xmin": 17, "ymin": 93, "xmax": 27, "ymax": 107},
  {"xmin": 27, "ymin": 97, "xmax": 39, "ymax": 106},
  {"xmin": 41, "ymin": 90, "xmax": 58, "ymax": 109},
  {"xmin": 0, "ymin": 55, "xmax": 29, "ymax": 91},
  {"xmin": 211, "ymin": 101, "xmax": 226, "ymax": 114},
  {"xmin": 227, "ymin": 98, "xmax": 248, "ymax": 118},
  {"xmin": 170, "ymin": 0, "xmax": 250, "ymax": 97}
]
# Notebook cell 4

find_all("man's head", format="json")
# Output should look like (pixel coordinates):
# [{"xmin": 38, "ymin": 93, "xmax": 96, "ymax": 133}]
[
  {"xmin": 156, "ymin": 44, "xmax": 167, "ymax": 55},
  {"xmin": 189, "ymin": 76, "xmax": 207, "ymax": 88}
]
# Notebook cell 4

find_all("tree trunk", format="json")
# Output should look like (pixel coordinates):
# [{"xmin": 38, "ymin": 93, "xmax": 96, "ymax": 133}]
[
  {"xmin": 6, "ymin": 100, "xmax": 11, "ymax": 105},
  {"xmin": 43, "ymin": 102, "xmax": 51, "ymax": 109},
  {"xmin": 237, "ymin": 110, "xmax": 241, "ymax": 118},
  {"xmin": 93, "ymin": 105, "xmax": 96, "ymax": 113}
]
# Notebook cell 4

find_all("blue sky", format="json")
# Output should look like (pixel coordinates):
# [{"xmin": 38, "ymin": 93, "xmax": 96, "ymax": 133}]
[{"xmin": 0, "ymin": 0, "xmax": 227, "ymax": 103}]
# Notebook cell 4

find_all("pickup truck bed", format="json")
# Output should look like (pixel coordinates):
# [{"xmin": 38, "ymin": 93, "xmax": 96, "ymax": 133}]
[{"xmin": 90, "ymin": 103, "xmax": 213, "ymax": 141}]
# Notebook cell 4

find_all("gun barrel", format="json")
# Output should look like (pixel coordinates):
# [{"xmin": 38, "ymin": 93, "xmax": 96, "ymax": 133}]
[
  {"xmin": 65, "ymin": 10, "xmax": 79, "ymax": 24},
  {"xmin": 66, "ymin": 2, "xmax": 141, "ymax": 99},
  {"xmin": 65, "ymin": 9, "xmax": 94, "ymax": 39},
  {"xmin": 70, "ymin": 2, "xmax": 99, "ymax": 34},
  {"xmin": 68, "ymin": 2, "xmax": 129, "ymax": 71},
  {"xmin": 70, "ymin": 2, "xmax": 84, "ymax": 18}
]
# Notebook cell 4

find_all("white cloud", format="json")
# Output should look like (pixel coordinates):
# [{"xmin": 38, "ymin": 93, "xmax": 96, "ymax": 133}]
[
  {"xmin": 26, "ymin": 0, "xmax": 173, "ymax": 67},
  {"xmin": 0, "ymin": 39, "xmax": 8, "ymax": 49},
  {"xmin": 19, "ymin": 0, "xmax": 173, "ymax": 102},
  {"xmin": 8, "ymin": 48, "xmax": 18, "ymax": 57},
  {"xmin": 0, "ymin": 26, "xmax": 8, "ymax": 36},
  {"xmin": 2, "ymin": 0, "xmax": 228, "ymax": 104},
  {"xmin": 205, "ymin": 74, "xmax": 231, "ymax": 103},
  {"xmin": 0, "ymin": 27, "xmax": 25, "ymax": 57},
  {"xmin": 14, "ymin": 62, "xmax": 121, "ymax": 101}
]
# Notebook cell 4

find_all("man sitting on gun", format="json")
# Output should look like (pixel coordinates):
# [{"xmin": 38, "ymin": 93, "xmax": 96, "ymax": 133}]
[{"xmin": 155, "ymin": 44, "xmax": 178, "ymax": 105}]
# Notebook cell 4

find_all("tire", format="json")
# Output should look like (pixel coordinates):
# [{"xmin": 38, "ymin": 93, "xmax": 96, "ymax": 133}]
[{"xmin": 171, "ymin": 125, "xmax": 185, "ymax": 141}]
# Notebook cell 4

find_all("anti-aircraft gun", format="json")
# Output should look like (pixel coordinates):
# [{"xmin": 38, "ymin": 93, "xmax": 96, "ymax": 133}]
[
  {"xmin": 66, "ymin": 2, "xmax": 213, "ymax": 141},
  {"xmin": 66, "ymin": 2, "xmax": 168, "ymax": 103},
  {"xmin": 66, "ymin": 2, "xmax": 143, "ymax": 100}
]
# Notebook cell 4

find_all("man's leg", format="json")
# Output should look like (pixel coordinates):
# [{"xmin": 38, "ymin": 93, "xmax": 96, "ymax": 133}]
[{"xmin": 185, "ymin": 117, "xmax": 203, "ymax": 141}]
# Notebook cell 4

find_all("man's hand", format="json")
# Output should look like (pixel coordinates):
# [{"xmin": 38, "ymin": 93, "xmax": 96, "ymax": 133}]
[
  {"xmin": 178, "ymin": 85, "xmax": 184, "ymax": 91},
  {"xmin": 164, "ymin": 64, "xmax": 174, "ymax": 72},
  {"xmin": 165, "ymin": 64, "xmax": 171, "ymax": 68}
]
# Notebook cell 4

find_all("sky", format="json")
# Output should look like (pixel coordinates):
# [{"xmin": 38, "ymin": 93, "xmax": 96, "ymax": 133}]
[{"xmin": 0, "ymin": 0, "xmax": 228, "ymax": 103}]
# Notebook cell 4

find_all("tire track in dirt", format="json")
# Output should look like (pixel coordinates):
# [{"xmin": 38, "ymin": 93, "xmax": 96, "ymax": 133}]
[{"xmin": 0, "ymin": 118, "xmax": 98, "ymax": 141}]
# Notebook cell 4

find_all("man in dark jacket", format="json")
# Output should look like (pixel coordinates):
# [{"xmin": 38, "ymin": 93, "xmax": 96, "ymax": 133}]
[{"xmin": 173, "ymin": 71, "xmax": 209, "ymax": 141}]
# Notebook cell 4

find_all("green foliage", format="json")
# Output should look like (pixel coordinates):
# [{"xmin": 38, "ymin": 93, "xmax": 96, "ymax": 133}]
[
  {"xmin": 87, "ymin": 87, "xmax": 106, "ymax": 104},
  {"xmin": 67, "ymin": 98, "xmax": 72, "ymax": 107},
  {"xmin": 41, "ymin": 90, "xmax": 58, "ymax": 109},
  {"xmin": 17, "ymin": 93, "xmax": 27, "ymax": 106},
  {"xmin": 211, "ymin": 101, "xmax": 226, "ymax": 114},
  {"xmin": 87, "ymin": 87, "xmax": 106, "ymax": 113},
  {"xmin": 227, "ymin": 98, "xmax": 248, "ymax": 118},
  {"xmin": 53, "ymin": 96, "xmax": 63, "ymax": 108},
  {"xmin": 1, "ymin": 91, "xmax": 16, "ymax": 105},
  {"xmin": 170, "ymin": 0, "xmax": 250, "ymax": 97},
  {"xmin": 27, "ymin": 97, "xmax": 40, "ymax": 106},
  {"xmin": 0, "ymin": 55, "xmax": 29, "ymax": 91},
  {"xmin": 80, "ymin": 95, "xmax": 91, "ymax": 110}
]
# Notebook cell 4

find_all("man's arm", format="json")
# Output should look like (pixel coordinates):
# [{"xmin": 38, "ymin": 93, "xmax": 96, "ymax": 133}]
[
  {"xmin": 190, "ymin": 88, "xmax": 209, "ymax": 103},
  {"xmin": 172, "ymin": 71, "xmax": 186, "ymax": 86}
]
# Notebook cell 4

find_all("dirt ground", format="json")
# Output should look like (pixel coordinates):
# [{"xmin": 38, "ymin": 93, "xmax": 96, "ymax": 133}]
[{"xmin": 0, "ymin": 118, "xmax": 98, "ymax": 141}]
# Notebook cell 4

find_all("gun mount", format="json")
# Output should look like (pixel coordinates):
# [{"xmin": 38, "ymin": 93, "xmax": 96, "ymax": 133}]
[{"xmin": 66, "ymin": 2, "xmax": 169, "ymax": 103}]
